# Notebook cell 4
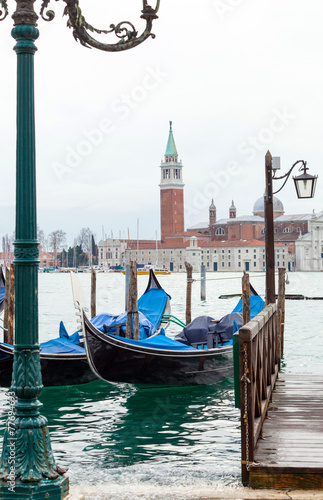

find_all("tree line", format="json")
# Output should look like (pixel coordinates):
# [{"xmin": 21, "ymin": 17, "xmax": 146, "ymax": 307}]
[{"xmin": 2, "ymin": 227, "xmax": 98, "ymax": 268}]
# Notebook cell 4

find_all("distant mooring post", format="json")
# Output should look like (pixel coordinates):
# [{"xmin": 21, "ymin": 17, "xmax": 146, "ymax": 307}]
[
  {"xmin": 126, "ymin": 261, "xmax": 139, "ymax": 340},
  {"xmin": 0, "ymin": 1, "xmax": 160, "ymax": 498},
  {"xmin": 185, "ymin": 261, "xmax": 193, "ymax": 325},
  {"xmin": 91, "ymin": 268, "xmax": 96, "ymax": 319},
  {"xmin": 242, "ymin": 272, "xmax": 250, "ymax": 325},
  {"xmin": 277, "ymin": 267, "xmax": 286, "ymax": 362},
  {"xmin": 200, "ymin": 264, "xmax": 206, "ymax": 301}
]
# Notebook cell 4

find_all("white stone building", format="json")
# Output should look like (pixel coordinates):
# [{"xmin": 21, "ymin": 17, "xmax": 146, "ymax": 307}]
[
  {"xmin": 295, "ymin": 211, "xmax": 323, "ymax": 271},
  {"xmin": 98, "ymin": 238, "xmax": 127, "ymax": 268}
]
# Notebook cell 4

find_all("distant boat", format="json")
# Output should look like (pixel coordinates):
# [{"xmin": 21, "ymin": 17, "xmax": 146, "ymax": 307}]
[{"xmin": 121, "ymin": 265, "xmax": 171, "ymax": 276}]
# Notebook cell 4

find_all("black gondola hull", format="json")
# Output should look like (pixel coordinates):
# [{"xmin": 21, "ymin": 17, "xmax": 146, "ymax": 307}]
[
  {"xmin": 0, "ymin": 345, "xmax": 96, "ymax": 387},
  {"xmin": 83, "ymin": 315, "xmax": 233, "ymax": 385}
]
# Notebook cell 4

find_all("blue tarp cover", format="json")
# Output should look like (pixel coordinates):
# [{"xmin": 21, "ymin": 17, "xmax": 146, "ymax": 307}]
[
  {"xmin": 91, "ymin": 311, "xmax": 155, "ymax": 340},
  {"xmin": 232, "ymin": 295, "xmax": 265, "ymax": 317},
  {"xmin": 138, "ymin": 288, "xmax": 169, "ymax": 335},
  {"xmin": 0, "ymin": 287, "xmax": 5, "ymax": 304},
  {"xmin": 108, "ymin": 331, "xmax": 196, "ymax": 351},
  {"xmin": 175, "ymin": 295, "xmax": 266, "ymax": 346},
  {"xmin": 40, "ymin": 337, "xmax": 85, "ymax": 354},
  {"xmin": 89, "ymin": 286, "xmax": 169, "ymax": 340}
]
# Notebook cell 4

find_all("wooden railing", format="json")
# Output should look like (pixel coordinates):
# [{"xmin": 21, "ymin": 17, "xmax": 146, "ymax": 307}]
[{"xmin": 238, "ymin": 303, "xmax": 280, "ymax": 485}]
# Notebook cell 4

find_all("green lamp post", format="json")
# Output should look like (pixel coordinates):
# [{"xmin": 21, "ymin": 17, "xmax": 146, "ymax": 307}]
[{"xmin": 0, "ymin": 1, "xmax": 160, "ymax": 498}]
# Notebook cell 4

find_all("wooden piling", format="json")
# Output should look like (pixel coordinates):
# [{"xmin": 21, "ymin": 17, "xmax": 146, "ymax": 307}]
[
  {"xmin": 242, "ymin": 272, "xmax": 250, "ymax": 325},
  {"xmin": 185, "ymin": 261, "xmax": 193, "ymax": 325},
  {"xmin": 125, "ymin": 264, "xmax": 130, "ymax": 310},
  {"xmin": 91, "ymin": 267, "xmax": 96, "ymax": 319},
  {"xmin": 200, "ymin": 264, "xmax": 206, "ymax": 301},
  {"xmin": 277, "ymin": 267, "xmax": 286, "ymax": 359},
  {"xmin": 126, "ymin": 261, "xmax": 139, "ymax": 340}
]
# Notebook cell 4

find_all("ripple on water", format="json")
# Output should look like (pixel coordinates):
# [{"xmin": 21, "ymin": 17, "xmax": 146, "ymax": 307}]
[{"xmin": 1, "ymin": 271, "xmax": 322, "ymax": 494}]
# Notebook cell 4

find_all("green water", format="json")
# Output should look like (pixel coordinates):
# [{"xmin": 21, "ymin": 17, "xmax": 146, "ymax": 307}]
[
  {"xmin": 37, "ymin": 378, "xmax": 240, "ymax": 488},
  {"xmin": 1, "ymin": 271, "xmax": 323, "ymax": 498}
]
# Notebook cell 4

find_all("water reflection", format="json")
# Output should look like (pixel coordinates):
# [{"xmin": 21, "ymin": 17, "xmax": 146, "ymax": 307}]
[{"xmin": 17, "ymin": 378, "xmax": 241, "ymax": 483}]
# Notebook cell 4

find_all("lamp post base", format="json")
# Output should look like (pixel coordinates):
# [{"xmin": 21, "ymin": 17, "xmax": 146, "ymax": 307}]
[{"xmin": 0, "ymin": 476, "xmax": 69, "ymax": 500}]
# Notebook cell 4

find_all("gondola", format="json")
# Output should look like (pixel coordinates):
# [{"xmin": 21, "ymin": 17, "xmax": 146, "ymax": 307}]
[
  {"xmin": 83, "ymin": 283, "xmax": 265, "ymax": 386},
  {"xmin": 0, "ymin": 270, "xmax": 171, "ymax": 387}
]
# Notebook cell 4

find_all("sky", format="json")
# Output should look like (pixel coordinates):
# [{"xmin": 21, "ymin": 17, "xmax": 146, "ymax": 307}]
[{"xmin": 0, "ymin": 0, "xmax": 323, "ymax": 247}]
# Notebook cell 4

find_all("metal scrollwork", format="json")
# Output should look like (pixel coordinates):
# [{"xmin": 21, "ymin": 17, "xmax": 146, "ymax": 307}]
[
  {"xmin": 40, "ymin": 0, "xmax": 55, "ymax": 22},
  {"xmin": 0, "ymin": 0, "xmax": 8, "ymax": 21},
  {"xmin": 60, "ymin": 0, "xmax": 160, "ymax": 52},
  {"xmin": 3, "ymin": 1, "xmax": 160, "ymax": 51}
]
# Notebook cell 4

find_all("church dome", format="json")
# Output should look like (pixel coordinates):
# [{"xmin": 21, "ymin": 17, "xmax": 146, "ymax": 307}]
[{"xmin": 253, "ymin": 195, "xmax": 284, "ymax": 216}]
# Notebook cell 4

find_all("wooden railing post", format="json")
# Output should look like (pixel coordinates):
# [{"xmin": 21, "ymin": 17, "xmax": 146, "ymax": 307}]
[
  {"xmin": 238, "ymin": 303, "xmax": 279, "ymax": 486},
  {"xmin": 239, "ymin": 326, "xmax": 255, "ymax": 486},
  {"xmin": 185, "ymin": 261, "xmax": 192, "ymax": 325}
]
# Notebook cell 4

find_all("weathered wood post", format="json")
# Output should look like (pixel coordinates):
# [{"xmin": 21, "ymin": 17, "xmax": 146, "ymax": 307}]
[
  {"xmin": 242, "ymin": 272, "xmax": 250, "ymax": 325},
  {"xmin": 200, "ymin": 264, "xmax": 206, "ymax": 301},
  {"xmin": 126, "ymin": 261, "xmax": 139, "ymax": 340},
  {"xmin": 91, "ymin": 267, "xmax": 96, "ymax": 319},
  {"xmin": 277, "ymin": 267, "xmax": 286, "ymax": 362},
  {"xmin": 125, "ymin": 263, "xmax": 130, "ymax": 310},
  {"xmin": 185, "ymin": 261, "xmax": 193, "ymax": 325},
  {"xmin": 3, "ymin": 266, "xmax": 10, "ymax": 343}
]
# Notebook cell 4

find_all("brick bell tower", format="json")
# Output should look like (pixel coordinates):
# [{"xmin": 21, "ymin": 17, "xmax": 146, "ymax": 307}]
[{"xmin": 159, "ymin": 122, "xmax": 185, "ymax": 240}]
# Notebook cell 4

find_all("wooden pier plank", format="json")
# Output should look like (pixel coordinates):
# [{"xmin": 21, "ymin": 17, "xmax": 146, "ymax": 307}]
[{"xmin": 249, "ymin": 373, "xmax": 323, "ymax": 489}]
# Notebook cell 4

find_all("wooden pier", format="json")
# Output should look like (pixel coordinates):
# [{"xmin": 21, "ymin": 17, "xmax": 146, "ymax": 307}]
[{"xmin": 237, "ymin": 298, "xmax": 323, "ymax": 489}]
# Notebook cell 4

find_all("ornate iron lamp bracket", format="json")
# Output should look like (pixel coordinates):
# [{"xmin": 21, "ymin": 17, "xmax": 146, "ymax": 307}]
[
  {"xmin": 1, "ymin": 1, "xmax": 160, "ymax": 51},
  {"xmin": 272, "ymin": 159, "xmax": 305, "ymax": 195},
  {"xmin": 44, "ymin": 0, "xmax": 160, "ymax": 51}
]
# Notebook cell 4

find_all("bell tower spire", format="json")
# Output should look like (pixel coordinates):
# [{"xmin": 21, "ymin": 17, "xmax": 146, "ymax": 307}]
[{"xmin": 159, "ymin": 122, "xmax": 184, "ymax": 240}]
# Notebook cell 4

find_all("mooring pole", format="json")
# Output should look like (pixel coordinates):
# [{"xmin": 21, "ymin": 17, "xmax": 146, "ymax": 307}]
[
  {"xmin": 126, "ymin": 261, "xmax": 139, "ymax": 340},
  {"xmin": 185, "ymin": 261, "xmax": 193, "ymax": 325},
  {"xmin": 242, "ymin": 272, "xmax": 250, "ymax": 325},
  {"xmin": 125, "ymin": 263, "xmax": 130, "ymax": 310},
  {"xmin": 277, "ymin": 267, "xmax": 286, "ymax": 362},
  {"xmin": 200, "ymin": 264, "xmax": 206, "ymax": 301},
  {"xmin": 91, "ymin": 267, "xmax": 96, "ymax": 319}
]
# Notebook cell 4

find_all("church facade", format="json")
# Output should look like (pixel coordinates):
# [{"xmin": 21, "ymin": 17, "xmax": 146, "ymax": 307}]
[{"xmin": 98, "ymin": 123, "xmax": 320, "ymax": 272}]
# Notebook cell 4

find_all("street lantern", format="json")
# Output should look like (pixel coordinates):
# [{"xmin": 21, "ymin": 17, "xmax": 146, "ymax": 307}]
[
  {"xmin": 0, "ymin": 1, "xmax": 160, "ymax": 499},
  {"xmin": 293, "ymin": 162, "xmax": 318, "ymax": 199},
  {"xmin": 265, "ymin": 152, "xmax": 318, "ymax": 305}
]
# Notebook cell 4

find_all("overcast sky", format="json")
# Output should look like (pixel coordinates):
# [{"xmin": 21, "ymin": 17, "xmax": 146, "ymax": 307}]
[{"xmin": 0, "ymin": 0, "xmax": 322, "ymax": 246}]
